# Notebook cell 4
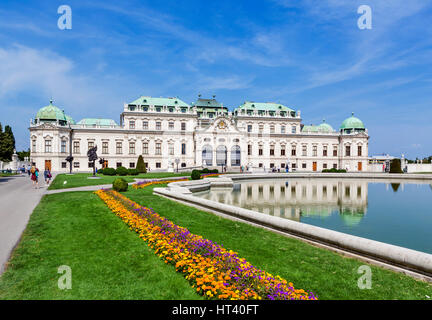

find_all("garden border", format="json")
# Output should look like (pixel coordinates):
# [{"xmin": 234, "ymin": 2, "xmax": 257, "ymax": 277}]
[{"xmin": 153, "ymin": 173, "xmax": 432, "ymax": 282}]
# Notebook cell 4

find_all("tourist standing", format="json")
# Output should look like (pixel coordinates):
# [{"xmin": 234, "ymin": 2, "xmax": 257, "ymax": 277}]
[{"xmin": 31, "ymin": 165, "xmax": 39, "ymax": 189}]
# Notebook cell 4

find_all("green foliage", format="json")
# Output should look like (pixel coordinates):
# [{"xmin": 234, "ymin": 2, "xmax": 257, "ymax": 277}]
[
  {"xmin": 390, "ymin": 158, "xmax": 403, "ymax": 173},
  {"xmin": 322, "ymin": 168, "xmax": 347, "ymax": 173},
  {"xmin": 201, "ymin": 168, "xmax": 209, "ymax": 173},
  {"xmin": 97, "ymin": 168, "xmax": 105, "ymax": 175},
  {"xmin": 112, "ymin": 178, "xmax": 128, "ymax": 192},
  {"xmin": 127, "ymin": 168, "xmax": 139, "ymax": 176},
  {"xmin": 103, "ymin": 167, "xmax": 117, "ymax": 176},
  {"xmin": 17, "ymin": 149, "xmax": 30, "ymax": 161},
  {"xmin": 136, "ymin": 155, "xmax": 146, "ymax": 173},
  {"xmin": 0, "ymin": 123, "xmax": 15, "ymax": 162},
  {"xmin": 116, "ymin": 166, "xmax": 128, "ymax": 176},
  {"xmin": 191, "ymin": 170, "xmax": 201, "ymax": 180}
]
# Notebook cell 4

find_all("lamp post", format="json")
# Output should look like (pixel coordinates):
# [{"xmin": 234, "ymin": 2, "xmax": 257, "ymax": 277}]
[{"xmin": 175, "ymin": 158, "xmax": 180, "ymax": 173}]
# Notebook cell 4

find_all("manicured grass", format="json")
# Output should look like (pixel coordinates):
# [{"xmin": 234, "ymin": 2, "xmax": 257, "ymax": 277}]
[
  {"xmin": 48, "ymin": 172, "xmax": 192, "ymax": 190},
  {"xmin": 0, "ymin": 173, "xmax": 19, "ymax": 177},
  {"xmin": 124, "ymin": 185, "xmax": 432, "ymax": 300},
  {"xmin": 2, "ymin": 185, "xmax": 431, "ymax": 300},
  {"xmin": 0, "ymin": 192, "xmax": 202, "ymax": 300}
]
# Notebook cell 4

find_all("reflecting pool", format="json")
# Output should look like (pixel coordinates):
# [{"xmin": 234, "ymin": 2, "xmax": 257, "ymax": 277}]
[{"xmin": 194, "ymin": 178, "xmax": 432, "ymax": 254}]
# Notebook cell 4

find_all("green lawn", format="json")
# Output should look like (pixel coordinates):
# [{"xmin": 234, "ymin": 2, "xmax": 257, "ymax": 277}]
[
  {"xmin": 1, "ymin": 185, "xmax": 431, "ymax": 300},
  {"xmin": 48, "ymin": 172, "xmax": 192, "ymax": 190},
  {"xmin": 0, "ymin": 192, "xmax": 201, "ymax": 300}
]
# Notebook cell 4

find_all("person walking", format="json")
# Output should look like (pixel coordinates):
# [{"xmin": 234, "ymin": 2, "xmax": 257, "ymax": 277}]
[
  {"xmin": 30, "ymin": 165, "xmax": 39, "ymax": 189},
  {"xmin": 27, "ymin": 164, "xmax": 31, "ymax": 177},
  {"xmin": 44, "ymin": 168, "xmax": 52, "ymax": 185}
]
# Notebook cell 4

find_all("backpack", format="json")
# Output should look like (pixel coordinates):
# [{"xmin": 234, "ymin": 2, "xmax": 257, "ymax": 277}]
[
  {"xmin": 35, "ymin": 170, "xmax": 39, "ymax": 177},
  {"xmin": 30, "ymin": 167, "xmax": 36, "ymax": 174}
]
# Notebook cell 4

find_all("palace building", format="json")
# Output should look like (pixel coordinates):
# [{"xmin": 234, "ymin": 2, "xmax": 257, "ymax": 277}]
[{"xmin": 29, "ymin": 95, "xmax": 369, "ymax": 172}]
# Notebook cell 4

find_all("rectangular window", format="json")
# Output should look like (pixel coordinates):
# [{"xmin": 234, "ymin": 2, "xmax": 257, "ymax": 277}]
[
  {"xmin": 181, "ymin": 122, "xmax": 186, "ymax": 131},
  {"xmin": 323, "ymin": 145, "xmax": 328, "ymax": 157},
  {"xmin": 129, "ymin": 142, "xmax": 135, "ymax": 154},
  {"xmin": 333, "ymin": 146, "xmax": 338, "ymax": 157},
  {"xmin": 169, "ymin": 144, "xmax": 174, "ymax": 155},
  {"xmin": 32, "ymin": 140, "xmax": 37, "ymax": 152},
  {"xmin": 61, "ymin": 162, "xmax": 67, "ymax": 168},
  {"xmin": 248, "ymin": 145, "xmax": 252, "ymax": 156},
  {"xmin": 116, "ymin": 162, "xmax": 122, "ymax": 168},
  {"xmin": 259, "ymin": 125, "xmax": 263, "ymax": 133},
  {"xmin": 270, "ymin": 125, "xmax": 275, "ymax": 134},
  {"xmin": 312, "ymin": 145, "xmax": 317, "ymax": 157},
  {"xmin": 156, "ymin": 143, "xmax": 162, "ymax": 155},
  {"xmin": 169, "ymin": 122, "xmax": 174, "ymax": 130},
  {"xmin": 116, "ymin": 142, "xmax": 122, "ymax": 154},
  {"xmin": 302, "ymin": 163, "xmax": 307, "ymax": 169},
  {"xmin": 73, "ymin": 162, "xmax": 79, "ymax": 168},
  {"xmin": 302, "ymin": 145, "xmax": 307, "ymax": 156},
  {"xmin": 270, "ymin": 147, "xmax": 275, "ymax": 156},
  {"xmin": 291, "ymin": 146, "xmax": 296, "ymax": 156},
  {"xmin": 130, "ymin": 120, "xmax": 135, "ymax": 129},
  {"xmin": 129, "ymin": 162, "xmax": 135, "ymax": 168},
  {"xmin": 247, "ymin": 125, "xmax": 252, "ymax": 133},
  {"xmin": 280, "ymin": 147, "xmax": 285, "ymax": 156},
  {"xmin": 292, "ymin": 163, "xmax": 297, "ymax": 169},
  {"xmin": 143, "ymin": 142, "xmax": 148, "ymax": 155},
  {"xmin": 102, "ymin": 142, "xmax": 108, "ymax": 154},
  {"xmin": 88, "ymin": 141, "xmax": 95, "ymax": 151},
  {"xmin": 346, "ymin": 145, "xmax": 351, "ymax": 157},
  {"xmin": 259, "ymin": 148, "xmax": 263, "ymax": 156},
  {"xmin": 156, "ymin": 122, "xmax": 161, "ymax": 130},
  {"xmin": 73, "ymin": 141, "xmax": 80, "ymax": 154},
  {"xmin": 143, "ymin": 121, "xmax": 148, "ymax": 130},
  {"xmin": 156, "ymin": 162, "xmax": 161, "ymax": 168},
  {"xmin": 281, "ymin": 126, "xmax": 286, "ymax": 134},
  {"xmin": 88, "ymin": 162, "xmax": 94, "ymax": 168},
  {"xmin": 181, "ymin": 143, "xmax": 186, "ymax": 155},
  {"xmin": 358, "ymin": 145, "xmax": 362, "ymax": 156},
  {"xmin": 323, "ymin": 163, "xmax": 328, "ymax": 169},
  {"xmin": 61, "ymin": 140, "xmax": 67, "ymax": 153},
  {"xmin": 45, "ymin": 140, "xmax": 52, "ymax": 153},
  {"xmin": 291, "ymin": 126, "xmax": 296, "ymax": 134},
  {"xmin": 333, "ymin": 163, "xmax": 337, "ymax": 169}
]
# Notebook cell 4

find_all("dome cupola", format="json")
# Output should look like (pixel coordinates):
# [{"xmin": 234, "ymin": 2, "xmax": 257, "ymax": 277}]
[
  {"xmin": 35, "ymin": 100, "xmax": 67, "ymax": 125},
  {"xmin": 340, "ymin": 112, "xmax": 365, "ymax": 133}
]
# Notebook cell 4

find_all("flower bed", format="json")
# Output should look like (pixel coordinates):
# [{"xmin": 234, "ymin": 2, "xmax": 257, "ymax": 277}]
[
  {"xmin": 95, "ymin": 189, "xmax": 317, "ymax": 300},
  {"xmin": 132, "ymin": 178, "xmax": 189, "ymax": 189}
]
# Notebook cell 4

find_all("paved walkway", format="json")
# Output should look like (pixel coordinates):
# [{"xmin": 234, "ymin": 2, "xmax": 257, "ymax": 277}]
[{"xmin": 0, "ymin": 174, "xmax": 51, "ymax": 274}]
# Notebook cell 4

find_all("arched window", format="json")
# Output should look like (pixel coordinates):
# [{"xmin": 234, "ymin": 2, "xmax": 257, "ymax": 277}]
[
  {"xmin": 216, "ymin": 145, "xmax": 227, "ymax": 166},
  {"xmin": 231, "ymin": 145, "xmax": 241, "ymax": 166},
  {"xmin": 202, "ymin": 145, "xmax": 213, "ymax": 166}
]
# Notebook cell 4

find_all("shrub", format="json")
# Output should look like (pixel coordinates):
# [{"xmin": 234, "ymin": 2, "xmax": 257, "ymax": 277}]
[
  {"xmin": 390, "ymin": 158, "xmax": 403, "ymax": 173},
  {"xmin": 128, "ymin": 168, "xmax": 139, "ymax": 176},
  {"xmin": 210, "ymin": 169, "xmax": 219, "ymax": 174},
  {"xmin": 116, "ymin": 166, "xmax": 128, "ymax": 176},
  {"xmin": 136, "ymin": 155, "xmax": 147, "ymax": 173},
  {"xmin": 201, "ymin": 168, "xmax": 209, "ymax": 173},
  {"xmin": 103, "ymin": 167, "xmax": 117, "ymax": 176},
  {"xmin": 322, "ymin": 168, "xmax": 346, "ymax": 173},
  {"xmin": 191, "ymin": 170, "xmax": 201, "ymax": 180},
  {"xmin": 112, "ymin": 178, "xmax": 128, "ymax": 192},
  {"xmin": 97, "ymin": 168, "xmax": 104, "ymax": 175}
]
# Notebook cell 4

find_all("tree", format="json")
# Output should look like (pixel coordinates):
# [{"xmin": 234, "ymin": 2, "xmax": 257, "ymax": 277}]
[
  {"xmin": 390, "ymin": 158, "xmax": 403, "ymax": 173},
  {"xmin": 17, "ymin": 148, "xmax": 30, "ymax": 161},
  {"xmin": 136, "ymin": 155, "xmax": 146, "ymax": 173},
  {"xmin": 0, "ymin": 123, "xmax": 15, "ymax": 162}
]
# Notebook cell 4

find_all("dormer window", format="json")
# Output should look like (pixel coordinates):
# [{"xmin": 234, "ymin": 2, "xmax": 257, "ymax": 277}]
[{"xmin": 143, "ymin": 106, "xmax": 148, "ymax": 111}]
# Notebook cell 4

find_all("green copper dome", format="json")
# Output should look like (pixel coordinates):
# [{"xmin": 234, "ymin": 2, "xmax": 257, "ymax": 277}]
[
  {"xmin": 77, "ymin": 118, "xmax": 118, "ymax": 126},
  {"xmin": 318, "ymin": 119, "xmax": 334, "ymax": 132},
  {"xmin": 340, "ymin": 113, "xmax": 365, "ymax": 130},
  {"xmin": 36, "ymin": 100, "xmax": 67, "ymax": 121},
  {"xmin": 65, "ymin": 115, "xmax": 75, "ymax": 124}
]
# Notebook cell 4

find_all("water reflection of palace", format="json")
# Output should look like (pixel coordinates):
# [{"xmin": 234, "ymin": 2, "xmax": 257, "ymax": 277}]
[{"xmin": 197, "ymin": 179, "xmax": 368, "ymax": 226}]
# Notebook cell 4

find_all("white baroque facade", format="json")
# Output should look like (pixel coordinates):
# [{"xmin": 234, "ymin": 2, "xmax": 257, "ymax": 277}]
[{"xmin": 29, "ymin": 96, "xmax": 369, "ymax": 172}]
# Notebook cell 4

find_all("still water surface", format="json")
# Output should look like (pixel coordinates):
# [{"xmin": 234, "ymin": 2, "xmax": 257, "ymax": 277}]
[{"xmin": 194, "ymin": 178, "xmax": 432, "ymax": 254}]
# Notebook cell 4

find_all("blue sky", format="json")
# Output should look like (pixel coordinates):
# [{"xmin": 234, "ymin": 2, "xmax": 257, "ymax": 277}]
[{"xmin": 1, "ymin": 0, "xmax": 432, "ymax": 158}]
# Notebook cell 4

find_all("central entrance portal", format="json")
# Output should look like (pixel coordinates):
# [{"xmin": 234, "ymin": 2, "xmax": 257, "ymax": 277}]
[{"xmin": 216, "ymin": 145, "xmax": 227, "ymax": 166}]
